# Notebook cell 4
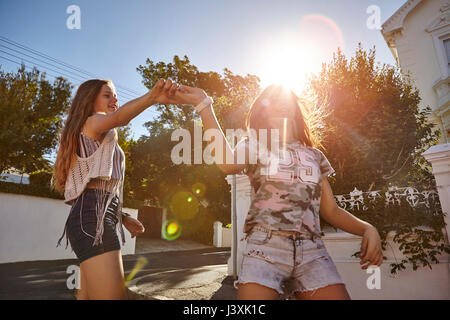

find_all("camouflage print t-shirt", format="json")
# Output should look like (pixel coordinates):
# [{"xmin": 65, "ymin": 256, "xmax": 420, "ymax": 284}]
[{"xmin": 238, "ymin": 138, "xmax": 335, "ymax": 237}]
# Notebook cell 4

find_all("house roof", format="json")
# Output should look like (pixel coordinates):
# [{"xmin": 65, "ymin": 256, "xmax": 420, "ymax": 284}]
[{"xmin": 381, "ymin": 0, "xmax": 423, "ymax": 35}]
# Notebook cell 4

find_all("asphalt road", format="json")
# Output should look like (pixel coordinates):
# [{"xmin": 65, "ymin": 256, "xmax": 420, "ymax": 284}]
[{"xmin": 0, "ymin": 247, "xmax": 231, "ymax": 300}]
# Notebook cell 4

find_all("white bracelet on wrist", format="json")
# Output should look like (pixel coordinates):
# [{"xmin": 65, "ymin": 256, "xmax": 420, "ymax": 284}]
[{"xmin": 195, "ymin": 96, "xmax": 213, "ymax": 113}]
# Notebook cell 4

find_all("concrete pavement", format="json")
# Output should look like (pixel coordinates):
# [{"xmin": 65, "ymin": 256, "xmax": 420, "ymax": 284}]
[
  {"xmin": 126, "ymin": 264, "xmax": 236, "ymax": 300},
  {"xmin": 126, "ymin": 238, "xmax": 236, "ymax": 300},
  {"xmin": 0, "ymin": 237, "xmax": 235, "ymax": 300}
]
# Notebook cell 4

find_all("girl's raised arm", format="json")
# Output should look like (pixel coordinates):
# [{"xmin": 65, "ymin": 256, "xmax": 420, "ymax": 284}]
[
  {"xmin": 86, "ymin": 79, "xmax": 179, "ymax": 136},
  {"xmin": 174, "ymin": 85, "xmax": 249, "ymax": 175}
]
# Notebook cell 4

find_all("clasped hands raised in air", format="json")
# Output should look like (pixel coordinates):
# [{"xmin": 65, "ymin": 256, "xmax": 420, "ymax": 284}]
[{"xmin": 146, "ymin": 79, "xmax": 209, "ymax": 108}]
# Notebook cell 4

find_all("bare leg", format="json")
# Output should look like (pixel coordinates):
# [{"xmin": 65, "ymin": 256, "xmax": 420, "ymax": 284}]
[
  {"xmin": 295, "ymin": 283, "xmax": 350, "ymax": 300},
  {"xmin": 237, "ymin": 283, "xmax": 280, "ymax": 300},
  {"xmin": 80, "ymin": 250, "xmax": 127, "ymax": 300}
]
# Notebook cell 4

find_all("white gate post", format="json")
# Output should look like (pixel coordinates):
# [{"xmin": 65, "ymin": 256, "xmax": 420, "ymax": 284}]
[
  {"xmin": 225, "ymin": 174, "xmax": 252, "ymax": 276},
  {"xmin": 422, "ymin": 143, "xmax": 450, "ymax": 270},
  {"xmin": 213, "ymin": 221, "xmax": 223, "ymax": 247}
]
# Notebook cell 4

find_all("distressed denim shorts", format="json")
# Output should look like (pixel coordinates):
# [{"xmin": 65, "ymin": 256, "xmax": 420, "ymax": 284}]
[
  {"xmin": 63, "ymin": 189, "xmax": 121, "ymax": 263},
  {"xmin": 234, "ymin": 225, "xmax": 345, "ymax": 298}
]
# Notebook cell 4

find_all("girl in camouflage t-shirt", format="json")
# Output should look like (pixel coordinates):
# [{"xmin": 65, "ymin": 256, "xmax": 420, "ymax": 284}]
[{"xmin": 174, "ymin": 83, "xmax": 383, "ymax": 300}]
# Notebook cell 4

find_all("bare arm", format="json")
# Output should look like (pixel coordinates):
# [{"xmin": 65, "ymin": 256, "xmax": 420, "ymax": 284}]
[
  {"xmin": 197, "ymin": 106, "xmax": 248, "ymax": 174},
  {"xmin": 173, "ymin": 85, "xmax": 248, "ymax": 175},
  {"xmin": 319, "ymin": 176, "xmax": 371, "ymax": 236},
  {"xmin": 320, "ymin": 176, "xmax": 384, "ymax": 269},
  {"xmin": 86, "ymin": 79, "xmax": 178, "ymax": 136}
]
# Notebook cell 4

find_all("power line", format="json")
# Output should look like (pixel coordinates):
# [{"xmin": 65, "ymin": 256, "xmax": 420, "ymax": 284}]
[
  {"xmin": 0, "ymin": 43, "xmax": 139, "ymax": 99},
  {"xmin": 0, "ymin": 52, "xmax": 86, "ymax": 83},
  {"xmin": 0, "ymin": 55, "xmax": 82, "ymax": 85},
  {"xmin": 0, "ymin": 36, "xmax": 163, "ymax": 119},
  {"xmin": 0, "ymin": 46, "xmax": 138, "ymax": 100},
  {"xmin": 0, "ymin": 35, "xmax": 143, "ymax": 97},
  {"xmin": 0, "ymin": 37, "xmax": 95, "ymax": 79},
  {"xmin": 0, "ymin": 35, "xmax": 143, "ymax": 96},
  {"xmin": 0, "ymin": 55, "xmax": 161, "ymax": 117}
]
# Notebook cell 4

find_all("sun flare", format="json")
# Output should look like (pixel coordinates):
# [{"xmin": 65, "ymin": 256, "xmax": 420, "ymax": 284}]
[
  {"xmin": 257, "ymin": 15, "xmax": 345, "ymax": 94},
  {"xmin": 258, "ymin": 41, "xmax": 319, "ymax": 94}
]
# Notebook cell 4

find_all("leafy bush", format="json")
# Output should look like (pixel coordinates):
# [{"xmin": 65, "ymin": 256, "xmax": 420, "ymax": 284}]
[
  {"xmin": 0, "ymin": 181, "xmax": 141, "ymax": 209},
  {"xmin": 29, "ymin": 170, "xmax": 52, "ymax": 187},
  {"xmin": 0, "ymin": 181, "xmax": 62, "ymax": 199}
]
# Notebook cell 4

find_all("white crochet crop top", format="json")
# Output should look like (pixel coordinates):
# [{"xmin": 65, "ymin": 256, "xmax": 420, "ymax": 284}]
[{"xmin": 64, "ymin": 128, "xmax": 125, "ymax": 205}]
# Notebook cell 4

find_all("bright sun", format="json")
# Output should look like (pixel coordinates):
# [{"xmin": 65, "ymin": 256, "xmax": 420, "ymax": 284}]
[
  {"xmin": 255, "ymin": 15, "xmax": 345, "ymax": 94},
  {"xmin": 258, "ymin": 40, "xmax": 319, "ymax": 94}
]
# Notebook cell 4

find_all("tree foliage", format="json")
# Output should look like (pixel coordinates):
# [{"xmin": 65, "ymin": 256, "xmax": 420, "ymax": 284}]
[
  {"xmin": 136, "ymin": 55, "xmax": 260, "ymax": 130},
  {"xmin": 0, "ymin": 65, "xmax": 72, "ymax": 176},
  {"xmin": 309, "ymin": 44, "xmax": 440, "ymax": 194},
  {"xmin": 309, "ymin": 44, "xmax": 448, "ymax": 273}
]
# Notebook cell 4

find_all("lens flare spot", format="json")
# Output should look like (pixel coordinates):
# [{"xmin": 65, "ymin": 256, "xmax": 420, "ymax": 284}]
[
  {"xmin": 162, "ymin": 219, "xmax": 182, "ymax": 241},
  {"xmin": 166, "ymin": 222, "xmax": 179, "ymax": 235},
  {"xmin": 170, "ymin": 191, "xmax": 199, "ymax": 220},
  {"xmin": 125, "ymin": 256, "xmax": 148, "ymax": 285},
  {"xmin": 192, "ymin": 182, "xmax": 206, "ymax": 197}
]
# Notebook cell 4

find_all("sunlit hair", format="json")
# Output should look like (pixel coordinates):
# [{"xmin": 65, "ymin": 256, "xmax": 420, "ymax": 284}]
[
  {"xmin": 245, "ymin": 84, "xmax": 330, "ymax": 150},
  {"xmin": 51, "ymin": 79, "xmax": 113, "ymax": 194}
]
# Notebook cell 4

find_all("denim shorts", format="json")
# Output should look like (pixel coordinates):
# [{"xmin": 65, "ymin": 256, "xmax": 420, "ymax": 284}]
[
  {"xmin": 234, "ymin": 225, "xmax": 345, "ymax": 298},
  {"xmin": 63, "ymin": 189, "xmax": 121, "ymax": 263}
]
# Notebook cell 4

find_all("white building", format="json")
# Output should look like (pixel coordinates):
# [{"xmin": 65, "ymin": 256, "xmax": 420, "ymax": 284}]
[{"xmin": 381, "ymin": 0, "xmax": 450, "ymax": 144}]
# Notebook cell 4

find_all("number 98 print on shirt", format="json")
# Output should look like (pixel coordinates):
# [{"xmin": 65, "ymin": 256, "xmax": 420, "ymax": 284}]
[{"xmin": 239, "ymin": 139, "xmax": 336, "ymax": 237}]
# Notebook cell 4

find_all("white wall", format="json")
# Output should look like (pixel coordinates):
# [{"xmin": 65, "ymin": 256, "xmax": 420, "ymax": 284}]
[
  {"xmin": 0, "ymin": 192, "xmax": 137, "ymax": 264},
  {"xmin": 213, "ymin": 221, "xmax": 232, "ymax": 247},
  {"xmin": 222, "ymin": 227, "xmax": 232, "ymax": 247},
  {"xmin": 323, "ymin": 231, "xmax": 449, "ymax": 300}
]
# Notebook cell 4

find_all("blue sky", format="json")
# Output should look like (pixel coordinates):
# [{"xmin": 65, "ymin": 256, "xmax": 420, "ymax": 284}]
[{"xmin": 0, "ymin": 0, "xmax": 406, "ymax": 141}]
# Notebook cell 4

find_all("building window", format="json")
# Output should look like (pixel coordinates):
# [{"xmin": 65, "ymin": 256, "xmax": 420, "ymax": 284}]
[{"xmin": 445, "ymin": 38, "xmax": 450, "ymax": 67}]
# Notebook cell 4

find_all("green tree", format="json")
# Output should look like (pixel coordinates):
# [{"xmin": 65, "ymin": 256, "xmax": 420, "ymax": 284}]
[
  {"xmin": 308, "ymin": 44, "xmax": 440, "ymax": 194},
  {"xmin": 308, "ymin": 44, "xmax": 448, "ymax": 274},
  {"xmin": 0, "ymin": 65, "xmax": 72, "ymax": 176},
  {"xmin": 136, "ymin": 55, "xmax": 260, "ymax": 129}
]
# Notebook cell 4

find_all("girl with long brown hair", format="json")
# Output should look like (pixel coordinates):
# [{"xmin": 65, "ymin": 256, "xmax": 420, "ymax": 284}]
[
  {"xmin": 53, "ymin": 78, "xmax": 180, "ymax": 299},
  {"xmin": 170, "ymin": 84, "xmax": 383, "ymax": 300}
]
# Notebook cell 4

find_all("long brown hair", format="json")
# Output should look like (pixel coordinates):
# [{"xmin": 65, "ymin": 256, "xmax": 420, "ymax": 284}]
[
  {"xmin": 51, "ymin": 79, "xmax": 112, "ymax": 193},
  {"xmin": 246, "ymin": 84, "xmax": 330, "ymax": 150}
]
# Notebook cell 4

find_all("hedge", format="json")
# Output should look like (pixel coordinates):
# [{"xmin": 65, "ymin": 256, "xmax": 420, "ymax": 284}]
[{"xmin": 0, "ymin": 181, "xmax": 142, "ymax": 209}]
